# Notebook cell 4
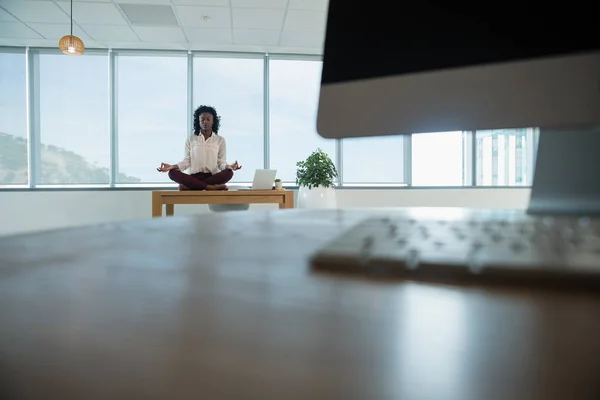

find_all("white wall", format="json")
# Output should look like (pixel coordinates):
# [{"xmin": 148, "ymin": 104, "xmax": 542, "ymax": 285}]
[{"xmin": 0, "ymin": 188, "xmax": 531, "ymax": 237}]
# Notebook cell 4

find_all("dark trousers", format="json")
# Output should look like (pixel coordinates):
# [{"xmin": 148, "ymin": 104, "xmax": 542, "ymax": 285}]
[{"xmin": 168, "ymin": 169, "xmax": 233, "ymax": 190}]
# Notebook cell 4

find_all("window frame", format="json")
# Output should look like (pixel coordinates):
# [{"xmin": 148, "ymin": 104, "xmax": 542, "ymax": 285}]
[
  {"xmin": 192, "ymin": 52, "xmax": 266, "ymax": 185},
  {"xmin": 31, "ymin": 48, "xmax": 111, "ymax": 187},
  {"xmin": 267, "ymin": 54, "xmax": 332, "ymax": 185},
  {"xmin": 0, "ymin": 46, "xmax": 28, "ymax": 188},
  {"xmin": 473, "ymin": 127, "xmax": 538, "ymax": 187},
  {"xmin": 339, "ymin": 134, "xmax": 411, "ymax": 187},
  {"xmin": 408, "ymin": 131, "xmax": 471, "ymax": 187},
  {"xmin": 0, "ymin": 46, "xmax": 537, "ymax": 190},
  {"xmin": 112, "ymin": 49, "xmax": 189, "ymax": 186}
]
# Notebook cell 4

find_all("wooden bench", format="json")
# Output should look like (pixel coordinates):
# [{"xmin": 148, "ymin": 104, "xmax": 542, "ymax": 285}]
[{"xmin": 151, "ymin": 190, "xmax": 294, "ymax": 217}]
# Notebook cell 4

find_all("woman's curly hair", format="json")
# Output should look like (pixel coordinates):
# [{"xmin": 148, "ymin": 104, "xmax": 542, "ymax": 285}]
[{"xmin": 193, "ymin": 105, "xmax": 220, "ymax": 135}]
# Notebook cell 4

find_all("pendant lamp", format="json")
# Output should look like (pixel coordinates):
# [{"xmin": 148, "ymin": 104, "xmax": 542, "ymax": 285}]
[{"xmin": 58, "ymin": 0, "xmax": 84, "ymax": 56}]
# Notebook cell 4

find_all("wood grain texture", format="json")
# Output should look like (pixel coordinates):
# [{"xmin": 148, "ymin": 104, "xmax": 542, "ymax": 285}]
[{"xmin": 0, "ymin": 208, "xmax": 599, "ymax": 400}]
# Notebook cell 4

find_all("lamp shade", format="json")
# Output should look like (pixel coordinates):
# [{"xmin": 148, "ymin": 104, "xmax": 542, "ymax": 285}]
[{"xmin": 58, "ymin": 35, "xmax": 85, "ymax": 56}]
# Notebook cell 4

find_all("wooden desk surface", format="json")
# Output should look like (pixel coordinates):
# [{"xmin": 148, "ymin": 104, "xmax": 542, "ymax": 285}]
[
  {"xmin": 151, "ymin": 189, "xmax": 294, "ymax": 217},
  {"xmin": 153, "ymin": 189, "xmax": 290, "ymax": 196},
  {"xmin": 1, "ymin": 208, "xmax": 599, "ymax": 400}
]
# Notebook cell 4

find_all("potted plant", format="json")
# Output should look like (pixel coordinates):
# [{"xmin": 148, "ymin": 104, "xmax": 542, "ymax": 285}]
[
  {"xmin": 274, "ymin": 178, "xmax": 283, "ymax": 190},
  {"xmin": 295, "ymin": 148, "xmax": 338, "ymax": 208}
]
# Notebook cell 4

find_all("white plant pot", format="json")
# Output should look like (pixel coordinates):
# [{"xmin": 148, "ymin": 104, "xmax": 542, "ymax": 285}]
[
  {"xmin": 275, "ymin": 181, "xmax": 283, "ymax": 190},
  {"xmin": 297, "ymin": 185, "xmax": 337, "ymax": 209}
]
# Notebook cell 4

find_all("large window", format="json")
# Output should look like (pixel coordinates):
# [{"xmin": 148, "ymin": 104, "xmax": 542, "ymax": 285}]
[
  {"xmin": 269, "ymin": 59, "xmax": 335, "ymax": 183},
  {"xmin": 0, "ymin": 48, "xmax": 540, "ymax": 189},
  {"xmin": 193, "ymin": 56, "xmax": 263, "ymax": 183},
  {"xmin": 116, "ymin": 54, "xmax": 187, "ymax": 183},
  {"xmin": 411, "ymin": 131, "xmax": 466, "ymax": 186},
  {"xmin": 38, "ymin": 52, "xmax": 110, "ymax": 185},
  {"xmin": 342, "ymin": 136, "xmax": 406, "ymax": 185},
  {"xmin": 0, "ymin": 50, "xmax": 27, "ymax": 185},
  {"xmin": 476, "ymin": 128, "xmax": 533, "ymax": 186}
]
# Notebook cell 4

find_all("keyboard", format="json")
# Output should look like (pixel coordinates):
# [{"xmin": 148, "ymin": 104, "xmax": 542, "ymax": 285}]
[{"xmin": 309, "ymin": 214, "xmax": 600, "ymax": 290}]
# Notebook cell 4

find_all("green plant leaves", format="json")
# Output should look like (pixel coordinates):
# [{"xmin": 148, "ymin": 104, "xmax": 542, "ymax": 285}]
[{"xmin": 295, "ymin": 148, "xmax": 338, "ymax": 189}]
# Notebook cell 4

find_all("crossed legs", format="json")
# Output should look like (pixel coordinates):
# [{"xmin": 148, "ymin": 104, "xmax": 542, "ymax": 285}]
[{"xmin": 168, "ymin": 169, "xmax": 233, "ymax": 190}]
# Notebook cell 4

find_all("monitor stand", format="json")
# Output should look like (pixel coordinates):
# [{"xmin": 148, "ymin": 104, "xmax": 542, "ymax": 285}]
[{"xmin": 527, "ymin": 125, "xmax": 600, "ymax": 216}]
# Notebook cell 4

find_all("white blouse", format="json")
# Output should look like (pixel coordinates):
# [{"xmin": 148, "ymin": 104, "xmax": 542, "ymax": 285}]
[{"xmin": 176, "ymin": 133, "xmax": 229, "ymax": 174}]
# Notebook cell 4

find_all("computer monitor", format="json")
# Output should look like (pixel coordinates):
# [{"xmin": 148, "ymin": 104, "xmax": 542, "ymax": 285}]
[
  {"xmin": 316, "ymin": 1, "xmax": 600, "ymax": 139},
  {"xmin": 316, "ymin": 1, "xmax": 600, "ymax": 215}
]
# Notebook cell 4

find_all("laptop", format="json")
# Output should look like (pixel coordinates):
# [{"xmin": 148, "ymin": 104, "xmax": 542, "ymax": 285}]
[{"xmin": 236, "ymin": 169, "xmax": 277, "ymax": 191}]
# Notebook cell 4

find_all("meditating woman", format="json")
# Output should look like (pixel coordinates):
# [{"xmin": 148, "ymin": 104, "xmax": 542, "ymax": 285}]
[{"xmin": 157, "ymin": 105, "xmax": 242, "ymax": 190}]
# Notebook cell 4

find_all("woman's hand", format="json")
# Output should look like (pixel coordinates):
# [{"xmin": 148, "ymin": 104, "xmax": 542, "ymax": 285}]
[
  {"xmin": 227, "ymin": 161, "xmax": 242, "ymax": 171},
  {"xmin": 157, "ymin": 162, "xmax": 176, "ymax": 172}
]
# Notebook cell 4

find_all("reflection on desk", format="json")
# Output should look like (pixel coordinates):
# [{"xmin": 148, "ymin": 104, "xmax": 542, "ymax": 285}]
[{"xmin": 0, "ymin": 208, "xmax": 599, "ymax": 400}]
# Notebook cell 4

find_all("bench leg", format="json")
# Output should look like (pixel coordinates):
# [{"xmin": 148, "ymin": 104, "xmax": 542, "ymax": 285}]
[
  {"xmin": 166, "ymin": 204, "xmax": 174, "ymax": 216},
  {"xmin": 282, "ymin": 191, "xmax": 294, "ymax": 209},
  {"xmin": 152, "ymin": 192, "xmax": 163, "ymax": 217}
]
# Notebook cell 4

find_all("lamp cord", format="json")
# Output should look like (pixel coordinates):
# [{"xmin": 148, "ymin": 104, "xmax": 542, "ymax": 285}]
[{"xmin": 70, "ymin": 0, "xmax": 73, "ymax": 36}]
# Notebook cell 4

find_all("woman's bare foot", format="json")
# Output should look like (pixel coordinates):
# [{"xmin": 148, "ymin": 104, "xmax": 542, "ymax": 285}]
[
  {"xmin": 205, "ymin": 184, "xmax": 228, "ymax": 191},
  {"xmin": 178, "ymin": 184, "xmax": 189, "ymax": 191}
]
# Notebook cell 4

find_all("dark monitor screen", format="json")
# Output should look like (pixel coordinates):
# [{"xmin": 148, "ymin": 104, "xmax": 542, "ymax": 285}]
[{"xmin": 321, "ymin": 1, "xmax": 600, "ymax": 85}]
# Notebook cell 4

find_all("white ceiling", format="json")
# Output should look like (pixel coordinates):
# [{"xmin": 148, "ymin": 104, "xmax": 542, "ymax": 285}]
[{"xmin": 0, "ymin": 0, "xmax": 328, "ymax": 54}]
